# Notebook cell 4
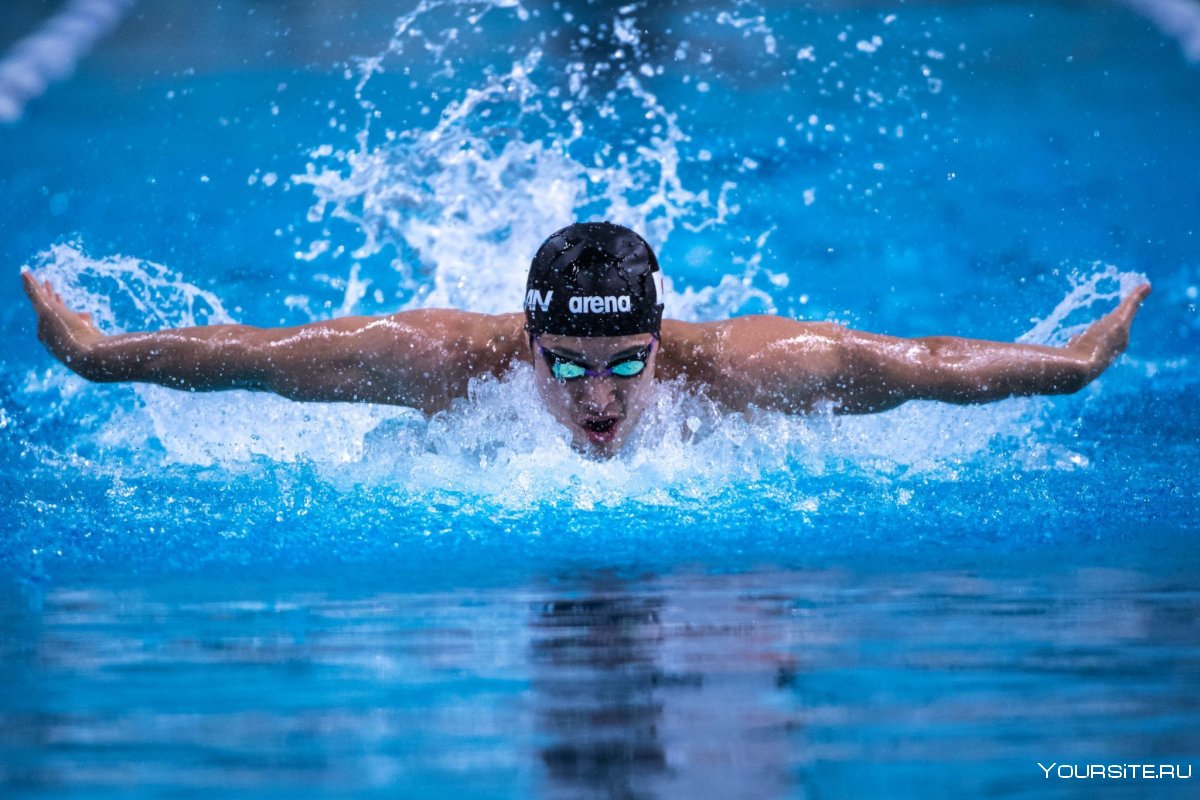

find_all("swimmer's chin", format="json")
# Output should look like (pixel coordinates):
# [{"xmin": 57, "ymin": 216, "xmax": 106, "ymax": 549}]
[{"xmin": 571, "ymin": 436, "xmax": 623, "ymax": 460}]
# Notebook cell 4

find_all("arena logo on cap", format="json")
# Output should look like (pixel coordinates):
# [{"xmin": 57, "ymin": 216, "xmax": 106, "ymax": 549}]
[
  {"xmin": 525, "ymin": 289, "xmax": 553, "ymax": 312},
  {"xmin": 569, "ymin": 295, "xmax": 633, "ymax": 314}
]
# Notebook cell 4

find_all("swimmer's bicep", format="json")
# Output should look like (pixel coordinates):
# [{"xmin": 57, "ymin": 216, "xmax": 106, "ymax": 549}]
[
  {"xmin": 230, "ymin": 318, "xmax": 388, "ymax": 403},
  {"xmin": 337, "ymin": 310, "xmax": 524, "ymax": 409},
  {"xmin": 817, "ymin": 329, "xmax": 928, "ymax": 413}
]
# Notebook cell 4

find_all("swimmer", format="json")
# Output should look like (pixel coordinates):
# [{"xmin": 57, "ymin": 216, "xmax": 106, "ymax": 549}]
[{"xmin": 23, "ymin": 222, "xmax": 1150, "ymax": 458}]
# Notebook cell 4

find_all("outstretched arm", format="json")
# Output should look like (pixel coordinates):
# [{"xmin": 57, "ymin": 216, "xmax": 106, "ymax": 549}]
[
  {"xmin": 22, "ymin": 271, "xmax": 526, "ymax": 413},
  {"xmin": 826, "ymin": 284, "xmax": 1151, "ymax": 413},
  {"xmin": 671, "ymin": 284, "xmax": 1151, "ymax": 414}
]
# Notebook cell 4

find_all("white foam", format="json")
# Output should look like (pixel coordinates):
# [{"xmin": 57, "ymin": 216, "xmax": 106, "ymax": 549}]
[{"xmin": 26, "ymin": 242, "xmax": 232, "ymax": 333}]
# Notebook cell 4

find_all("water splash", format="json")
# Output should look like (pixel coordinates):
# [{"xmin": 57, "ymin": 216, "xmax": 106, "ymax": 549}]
[
  {"xmin": 26, "ymin": 242, "xmax": 232, "ymax": 332},
  {"xmin": 1019, "ymin": 264, "xmax": 1147, "ymax": 347},
  {"xmin": 292, "ymin": 0, "xmax": 763, "ymax": 318}
]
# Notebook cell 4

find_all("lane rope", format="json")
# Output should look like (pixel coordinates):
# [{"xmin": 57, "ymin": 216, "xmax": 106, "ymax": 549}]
[
  {"xmin": 0, "ymin": 0, "xmax": 137, "ymax": 123},
  {"xmin": 1121, "ymin": 0, "xmax": 1200, "ymax": 61}
]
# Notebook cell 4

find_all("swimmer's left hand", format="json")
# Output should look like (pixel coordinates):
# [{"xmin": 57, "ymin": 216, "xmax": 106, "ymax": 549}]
[
  {"xmin": 21, "ymin": 270, "xmax": 104, "ymax": 374},
  {"xmin": 1067, "ymin": 283, "xmax": 1151, "ymax": 380}
]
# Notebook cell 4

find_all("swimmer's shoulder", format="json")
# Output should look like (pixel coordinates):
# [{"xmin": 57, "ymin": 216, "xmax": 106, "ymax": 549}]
[
  {"xmin": 658, "ymin": 316, "xmax": 847, "ymax": 407},
  {"xmin": 660, "ymin": 316, "xmax": 844, "ymax": 369},
  {"xmin": 372, "ymin": 309, "xmax": 528, "ymax": 376},
  {"xmin": 471, "ymin": 312, "xmax": 529, "ymax": 372}
]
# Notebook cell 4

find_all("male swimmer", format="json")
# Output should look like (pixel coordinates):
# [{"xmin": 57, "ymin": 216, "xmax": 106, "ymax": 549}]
[{"xmin": 23, "ymin": 222, "xmax": 1150, "ymax": 458}]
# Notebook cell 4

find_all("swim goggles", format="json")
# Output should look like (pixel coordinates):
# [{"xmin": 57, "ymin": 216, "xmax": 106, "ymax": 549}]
[{"xmin": 534, "ymin": 334, "xmax": 658, "ymax": 382}]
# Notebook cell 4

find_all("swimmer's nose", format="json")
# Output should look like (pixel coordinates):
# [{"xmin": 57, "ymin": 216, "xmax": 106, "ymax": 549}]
[{"xmin": 576, "ymin": 375, "xmax": 617, "ymax": 411}]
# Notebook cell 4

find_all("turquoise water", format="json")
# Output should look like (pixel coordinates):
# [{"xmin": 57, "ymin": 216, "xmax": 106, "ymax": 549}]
[{"xmin": 1, "ymin": 1, "xmax": 1198, "ymax": 797}]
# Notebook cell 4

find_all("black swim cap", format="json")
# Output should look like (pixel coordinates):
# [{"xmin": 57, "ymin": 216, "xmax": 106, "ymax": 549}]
[{"xmin": 524, "ymin": 222, "xmax": 664, "ymax": 338}]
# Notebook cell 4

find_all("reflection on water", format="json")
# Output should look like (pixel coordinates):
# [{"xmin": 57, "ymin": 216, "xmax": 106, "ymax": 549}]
[
  {"xmin": 2, "ymin": 564, "xmax": 1198, "ymax": 799},
  {"xmin": 535, "ymin": 593, "xmax": 672, "ymax": 797},
  {"xmin": 532, "ymin": 583, "xmax": 797, "ymax": 800}
]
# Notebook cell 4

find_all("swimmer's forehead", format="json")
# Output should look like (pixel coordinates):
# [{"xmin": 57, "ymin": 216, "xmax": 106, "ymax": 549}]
[{"xmin": 537, "ymin": 332, "xmax": 656, "ymax": 358}]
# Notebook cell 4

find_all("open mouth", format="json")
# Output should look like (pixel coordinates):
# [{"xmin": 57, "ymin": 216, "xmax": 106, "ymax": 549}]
[
  {"xmin": 581, "ymin": 418, "xmax": 617, "ymax": 434},
  {"xmin": 580, "ymin": 417, "xmax": 620, "ymax": 443}
]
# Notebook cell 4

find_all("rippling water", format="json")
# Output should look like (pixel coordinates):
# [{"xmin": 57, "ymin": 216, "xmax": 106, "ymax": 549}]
[{"xmin": 3, "ymin": 563, "xmax": 1198, "ymax": 798}]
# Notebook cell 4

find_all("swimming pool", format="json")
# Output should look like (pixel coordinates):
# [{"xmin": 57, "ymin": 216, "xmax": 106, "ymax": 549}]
[{"xmin": 1, "ymin": 0, "xmax": 1198, "ymax": 796}]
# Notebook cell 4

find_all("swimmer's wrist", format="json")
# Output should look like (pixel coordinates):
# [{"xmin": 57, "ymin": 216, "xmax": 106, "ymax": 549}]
[
  {"xmin": 41, "ymin": 327, "xmax": 100, "ymax": 379},
  {"xmin": 65, "ymin": 333, "xmax": 147, "ymax": 383},
  {"xmin": 62, "ymin": 337, "xmax": 109, "ymax": 381}
]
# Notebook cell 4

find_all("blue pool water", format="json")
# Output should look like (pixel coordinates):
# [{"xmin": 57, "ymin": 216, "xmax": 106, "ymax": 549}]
[{"xmin": 1, "ymin": 1, "xmax": 1198, "ymax": 797}]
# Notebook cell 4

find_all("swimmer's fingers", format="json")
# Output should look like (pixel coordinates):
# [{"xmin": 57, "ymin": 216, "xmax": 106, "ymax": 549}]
[
  {"xmin": 22, "ymin": 271, "xmax": 103, "ymax": 365},
  {"xmin": 20, "ymin": 270, "xmax": 43, "ymax": 305},
  {"xmin": 1114, "ymin": 283, "xmax": 1152, "ymax": 326},
  {"xmin": 44, "ymin": 278, "xmax": 69, "ymax": 308},
  {"xmin": 1097, "ymin": 283, "xmax": 1151, "ymax": 344},
  {"xmin": 21, "ymin": 272, "xmax": 64, "ymax": 312},
  {"xmin": 1068, "ymin": 284, "xmax": 1150, "ymax": 339},
  {"xmin": 1068, "ymin": 283, "xmax": 1151, "ymax": 374},
  {"xmin": 23, "ymin": 273, "xmax": 98, "ymax": 328},
  {"xmin": 21, "ymin": 271, "xmax": 59, "ymax": 322}
]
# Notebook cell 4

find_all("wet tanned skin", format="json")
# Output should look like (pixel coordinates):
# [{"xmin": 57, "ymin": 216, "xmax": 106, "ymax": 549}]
[{"xmin": 23, "ymin": 271, "xmax": 1150, "ymax": 455}]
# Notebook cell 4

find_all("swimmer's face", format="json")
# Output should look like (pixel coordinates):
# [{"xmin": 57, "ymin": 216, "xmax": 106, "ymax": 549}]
[{"xmin": 531, "ymin": 332, "xmax": 659, "ymax": 458}]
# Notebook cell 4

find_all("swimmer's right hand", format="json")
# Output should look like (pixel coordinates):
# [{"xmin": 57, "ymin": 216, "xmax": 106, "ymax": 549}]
[{"xmin": 21, "ymin": 271, "xmax": 104, "ymax": 376}]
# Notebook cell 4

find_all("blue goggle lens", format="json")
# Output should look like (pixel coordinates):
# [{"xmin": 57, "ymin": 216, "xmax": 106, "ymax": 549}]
[
  {"xmin": 609, "ymin": 359, "xmax": 646, "ymax": 377},
  {"xmin": 551, "ymin": 361, "xmax": 587, "ymax": 381},
  {"xmin": 550, "ymin": 357, "xmax": 647, "ymax": 381}
]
